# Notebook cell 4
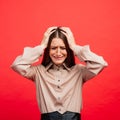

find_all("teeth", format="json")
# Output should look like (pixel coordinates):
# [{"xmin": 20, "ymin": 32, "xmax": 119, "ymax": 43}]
[{"xmin": 53, "ymin": 56, "xmax": 63, "ymax": 58}]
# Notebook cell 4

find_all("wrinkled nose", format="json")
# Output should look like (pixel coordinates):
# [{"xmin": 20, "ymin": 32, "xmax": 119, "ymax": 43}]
[{"xmin": 56, "ymin": 48, "xmax": 61, "ymax": 55}]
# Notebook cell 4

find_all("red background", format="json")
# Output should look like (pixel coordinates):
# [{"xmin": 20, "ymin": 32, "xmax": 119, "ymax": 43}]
[{"xmin": 0, "ymin": 0, "xmax": 120, "ymax": 120}]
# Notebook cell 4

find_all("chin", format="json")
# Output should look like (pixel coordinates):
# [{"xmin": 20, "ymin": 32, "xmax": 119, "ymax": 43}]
[
  {"xmin": 52, "ymin": 59, "xmax": 65, "ymax": 65},
  {"xmin": 54, "ymin": 63, "xmax": 63, "ymax": 66}
]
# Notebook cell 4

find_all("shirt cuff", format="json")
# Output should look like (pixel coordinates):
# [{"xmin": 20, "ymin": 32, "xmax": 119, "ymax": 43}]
[{"xmin": 22, "ymin": 45, "xmax": 44, "ymax": 63}]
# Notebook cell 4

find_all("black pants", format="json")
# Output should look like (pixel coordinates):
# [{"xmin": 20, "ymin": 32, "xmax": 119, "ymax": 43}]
[{"xmin": 41, "ymin": 111, "xmax": 81, "ymax": 120}]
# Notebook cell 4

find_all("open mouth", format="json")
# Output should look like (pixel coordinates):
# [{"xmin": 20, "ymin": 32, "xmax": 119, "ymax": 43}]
[
  {"xmin": 55, "ymin": 57, "xmax": 63, "ymax": 60},
  {"xmin": 53, "ymin": 56, "xmax": 64, "ymax": 60}
]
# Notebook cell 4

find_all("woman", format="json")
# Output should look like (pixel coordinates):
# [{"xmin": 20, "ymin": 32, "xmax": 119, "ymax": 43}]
[{"xmin": 11, "ymin": 26, "xmax": 108, "ymax": 120}]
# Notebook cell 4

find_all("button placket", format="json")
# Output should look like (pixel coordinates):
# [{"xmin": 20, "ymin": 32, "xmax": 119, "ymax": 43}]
[
  {"xmin": 55, "ymin": 70, "xmax": 62, "ymax": 91},
  {"xmin": 55, "ymin": 69, "xmax": 63, "ymax": 112}
]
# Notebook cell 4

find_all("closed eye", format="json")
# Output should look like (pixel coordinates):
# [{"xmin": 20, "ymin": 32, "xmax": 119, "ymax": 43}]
[
  {"xmin": 60, "ymin": 47, "xmax": 66, "ymax": 50},
  {"xmin": 50, "ymin": 47, "xmax": 57, "ymax": 50},
  {"xmin": 50, "ymin": 46, "xmax": 66, "ymax": 50}
]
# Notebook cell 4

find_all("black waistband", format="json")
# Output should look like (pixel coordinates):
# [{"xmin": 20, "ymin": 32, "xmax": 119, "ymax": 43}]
[{"xmin": 41, "ymin": 111, "xmax": 81, "ymax": 120}]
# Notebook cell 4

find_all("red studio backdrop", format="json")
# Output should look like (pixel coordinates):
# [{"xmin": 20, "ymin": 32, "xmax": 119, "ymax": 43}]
[{"xmin": 0, "ymin": 0, "xmax": 120, "ymax": 120}]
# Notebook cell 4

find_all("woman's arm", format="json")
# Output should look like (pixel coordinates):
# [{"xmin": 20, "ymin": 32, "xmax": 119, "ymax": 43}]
[
  {"xmin": 61, "ymin": 27, "xmax": 108, "ymax": 81},
  {"xmin": 11, "ymin": 45, "xmax": 45, "ymax": 80},
  {"xmin": 73, "ymin": 45, "xmax": 108, "ymax": 81},
  {"xmin": 11, "ymin": 27, "xmax": 57, "ymax": 80}
]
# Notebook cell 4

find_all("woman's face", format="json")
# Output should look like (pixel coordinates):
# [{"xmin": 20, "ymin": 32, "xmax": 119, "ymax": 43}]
[{"xmin": 49, "ymin": 38, "xmax": 67, "ymax": 66}]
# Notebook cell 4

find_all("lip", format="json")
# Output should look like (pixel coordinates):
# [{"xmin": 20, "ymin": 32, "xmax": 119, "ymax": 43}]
[{"xmin": 53, "ymin": 56, "xmax": 64, "ymax": 60}]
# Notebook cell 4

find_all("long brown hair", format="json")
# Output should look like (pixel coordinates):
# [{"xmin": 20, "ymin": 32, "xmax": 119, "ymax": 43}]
[{"xmin": 41, "ymin": 27, "xmax": 75, "ymax": 68}]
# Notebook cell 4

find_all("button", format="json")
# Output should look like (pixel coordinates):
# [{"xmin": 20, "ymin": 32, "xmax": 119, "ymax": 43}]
[
  {"xmin": 58, "ymin": 97, "xmax": 60, "ymax": 100},
  {"xmin": 58, "ymin": 108, "xmax": 61, "ymax": 111}
]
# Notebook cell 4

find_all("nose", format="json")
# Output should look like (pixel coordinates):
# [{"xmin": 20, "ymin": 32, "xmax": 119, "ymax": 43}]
[{"xmin": 56, "ymin": 48, "xmax": 61, "ymax": 55}]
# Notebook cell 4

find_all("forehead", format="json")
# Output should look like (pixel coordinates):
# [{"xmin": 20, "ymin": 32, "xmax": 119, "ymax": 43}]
[{"xmin": 50, "ymin": 38, "xmax": 65, "ymax": 46}]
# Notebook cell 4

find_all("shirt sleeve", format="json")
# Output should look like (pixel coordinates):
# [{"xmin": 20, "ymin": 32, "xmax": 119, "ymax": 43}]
[
  {"xmin": 11, "ymin": 45, "xmax": 44, "ymax": 80},
  {"xmin": 73, "ymin": 45, "xmax": 108, "ymax": 82}
]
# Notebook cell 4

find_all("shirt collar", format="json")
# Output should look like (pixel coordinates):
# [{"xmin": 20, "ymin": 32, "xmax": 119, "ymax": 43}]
[{"xmin": 45, "ymin": 62, "xmax": 71, "ymax": 71}]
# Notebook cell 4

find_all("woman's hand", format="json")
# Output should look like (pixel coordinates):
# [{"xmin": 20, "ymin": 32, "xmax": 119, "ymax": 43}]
[
  {"xmin": 61, "ymin": 27, "xmax": 76, "ymax": 50},
  {"xmin": 41, "ymin": 26, "xmax": 57, "ymax": 49}
]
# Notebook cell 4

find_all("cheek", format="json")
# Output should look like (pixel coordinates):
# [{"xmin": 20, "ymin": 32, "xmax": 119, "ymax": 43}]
[
  {"xmin": 65, "ymin": 52, "xmax": 67, "ymax": 57},
  {"xmin": 63, "ymin": 50, "xmax": 67, "ymax": 55},
  {"xmin": 60, "ymin": 50, "xmax": 67, "ymax": 56},
  {"xmin": 49, "ymin": 50, "xmax": 54, "ymax": 55},
  {"xmin": 49, "ymin": 50, "xmax": 54, "ymax": 58}
]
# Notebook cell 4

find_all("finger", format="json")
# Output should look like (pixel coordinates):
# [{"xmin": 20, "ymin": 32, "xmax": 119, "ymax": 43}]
[
  {"xmin": 46, "ymin": 26, "xmax": 57, "ymax": 33},
  {"xmin": 41, "ymin": 27, "xmax": 57, "ymax": 47},
  {"xmin": 61, "ymin": 27, "xmax": 73, "ymax": 37}
]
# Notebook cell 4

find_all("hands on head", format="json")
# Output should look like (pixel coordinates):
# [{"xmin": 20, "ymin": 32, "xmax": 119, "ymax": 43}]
[
  {"xmin": 40, "ymin": 26, "xmax": 76, "ymax": 50},
  {"xmin": 40, "ymin": 26, "xmax": 57, "ymax": 49}
]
